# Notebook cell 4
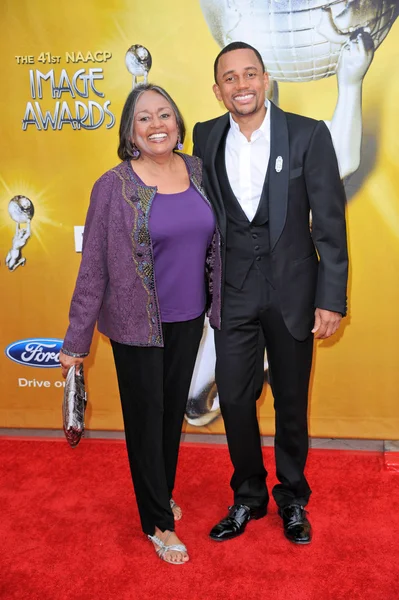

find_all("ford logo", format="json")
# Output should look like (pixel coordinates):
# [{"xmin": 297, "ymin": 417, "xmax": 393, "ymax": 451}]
[{"xmin": 5, "ymin": 338, "xmax": 63, "ymax": 368}]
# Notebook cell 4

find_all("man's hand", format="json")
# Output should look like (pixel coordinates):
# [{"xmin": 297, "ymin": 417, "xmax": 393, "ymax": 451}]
[
  {"xmin": 59, "ymin": 350, "xmax": 84, "ymax": 379},
  {"xmin": 312, "ymin": 308, "xmax": 342, "ymax": 339}
]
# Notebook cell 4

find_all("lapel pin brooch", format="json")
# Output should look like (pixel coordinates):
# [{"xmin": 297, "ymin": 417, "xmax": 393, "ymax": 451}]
[{"xmin": 275, "ymin": 156, "xmax": 283, "ymax": 173}]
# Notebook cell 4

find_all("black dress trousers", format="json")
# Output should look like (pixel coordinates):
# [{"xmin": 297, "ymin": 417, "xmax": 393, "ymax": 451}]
[
  {"xmin": 215, "ymin": 267, "xmax": 313, "ymax": 509},
  {"xmin": 111, "ymin": 313, "xmax": 204, "ymax": 535}
]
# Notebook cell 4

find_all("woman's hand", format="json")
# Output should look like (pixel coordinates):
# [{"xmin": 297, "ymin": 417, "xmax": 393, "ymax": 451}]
[{"xmin": 59, "ymin": 350, "xmax": 84, "ymax": 379}]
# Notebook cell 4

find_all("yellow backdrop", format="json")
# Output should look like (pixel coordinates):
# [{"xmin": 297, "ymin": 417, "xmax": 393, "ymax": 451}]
[{"xmin": 1, "ymin": 0, "xmax": 398, "ymax": 438}]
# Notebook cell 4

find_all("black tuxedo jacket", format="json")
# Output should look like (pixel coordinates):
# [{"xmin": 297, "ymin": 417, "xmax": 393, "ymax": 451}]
[{"xmin": 193, "ymin": 102, "xmax": 348, "ymax": 341}]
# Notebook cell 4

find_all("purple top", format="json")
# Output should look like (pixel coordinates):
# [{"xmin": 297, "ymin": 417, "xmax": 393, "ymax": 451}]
[{"xmin": 149, "ymin": 183, "xmax": 215, "ymax": 322}]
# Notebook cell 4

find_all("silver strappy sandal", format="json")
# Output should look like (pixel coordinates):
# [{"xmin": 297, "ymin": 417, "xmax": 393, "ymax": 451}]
[
  {"xmin": 148, "ymin": 532, "xmax": 189, "ymax": 565},
  {"xmin": 170, "ymin": 498, "xmax": 182, "ymax": 520}
]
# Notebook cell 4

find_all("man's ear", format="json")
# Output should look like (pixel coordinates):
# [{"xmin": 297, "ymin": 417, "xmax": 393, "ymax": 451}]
[
  {"xmin": 213, "ymin": 83, "xmax": 222, "ymax": 101},
  {"xmin": 263, "ymin": 71, "xmax": 270, "ymax": 93}
]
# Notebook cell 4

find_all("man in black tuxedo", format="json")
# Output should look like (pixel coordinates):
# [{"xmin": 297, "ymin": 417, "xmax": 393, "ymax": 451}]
[{"xmin": 193, "ymin": 42, "xmax": 348, "ymax": 544}]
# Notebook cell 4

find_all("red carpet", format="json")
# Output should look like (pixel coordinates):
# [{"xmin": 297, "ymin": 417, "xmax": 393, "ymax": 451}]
[{"xmin": 1, "ymin": 438, "xmax": 398, "ymax": 600}]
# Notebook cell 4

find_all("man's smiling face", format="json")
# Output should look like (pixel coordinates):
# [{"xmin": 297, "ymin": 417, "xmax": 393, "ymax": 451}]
[{"xmin": 213, "ymin": 48, "xmax": 269, "ymax": 119}]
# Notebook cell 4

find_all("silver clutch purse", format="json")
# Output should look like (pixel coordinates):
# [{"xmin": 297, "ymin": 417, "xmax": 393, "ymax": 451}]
[{"xmin": 62, "ymin": 364, "xmax": 87, "ymax": 448}]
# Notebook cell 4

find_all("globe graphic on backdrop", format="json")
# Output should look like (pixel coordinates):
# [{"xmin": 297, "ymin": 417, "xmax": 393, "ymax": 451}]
[
  {"xmin": 8, "ymin": 195, "xmax": 34, "ymax": 224},
  {"xmin": 200, "ymin": 0, "xmax": 398, "ymax": 81}
]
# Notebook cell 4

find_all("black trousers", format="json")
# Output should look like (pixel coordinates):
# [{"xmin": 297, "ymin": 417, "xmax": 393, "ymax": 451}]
[
  {"xmin": 111, "ymin": 313, "xmax": 204, "ymax": 535},
  {"xmin": 214, "ymin": 267, "xmax": 313, "ymax": 509}
]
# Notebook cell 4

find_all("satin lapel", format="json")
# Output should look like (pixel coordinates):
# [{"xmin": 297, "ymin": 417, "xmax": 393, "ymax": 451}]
[
  {"xmin": 203, "ymin": 113, "xmax": 230, "ymax": 237},
  {"xmin": 269, "ymin": 102, "xmax": 289, "ymax": 251}
]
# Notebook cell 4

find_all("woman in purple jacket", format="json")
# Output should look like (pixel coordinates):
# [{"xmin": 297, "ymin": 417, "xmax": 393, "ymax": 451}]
[{"xmin": 60, "ymin": 84, "xmax": 221, "ymax": 565}]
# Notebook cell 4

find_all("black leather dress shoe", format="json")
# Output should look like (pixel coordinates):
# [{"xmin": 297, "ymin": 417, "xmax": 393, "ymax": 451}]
[
  {"xmin": 278, "ymin": 504, "xmax": 312, "ymax": 544},
  {"xmin": 209, "ymin": 504, "xmax": 267, "ymax": 542}
]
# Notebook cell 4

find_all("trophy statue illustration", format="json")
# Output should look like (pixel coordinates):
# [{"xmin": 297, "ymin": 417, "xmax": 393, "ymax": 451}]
[
  {"xmin": 185, "ymin": 0, "xmax": 398, "ymax": 428},
  {"xmin": 125, "ymin": 44, "xmax": 152, "ymax": 88},
  {"xmin": 6, "ymin": 195, "xmax": 34, "ymax": 272},
  {"xmin": 200, "ymin": 0, "xmax": 398, "ymax": 179}
]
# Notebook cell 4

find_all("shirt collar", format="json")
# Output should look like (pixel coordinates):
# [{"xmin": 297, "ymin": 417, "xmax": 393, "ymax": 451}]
[{"xmin": 229, "ymin": 99, "xmax": 270, "ymax": 142}]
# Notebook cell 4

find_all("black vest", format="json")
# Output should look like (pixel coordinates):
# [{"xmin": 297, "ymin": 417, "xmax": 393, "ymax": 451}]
[{"xmin": 216, "ymin": 141, "xmax": 273, "ymax": 290}]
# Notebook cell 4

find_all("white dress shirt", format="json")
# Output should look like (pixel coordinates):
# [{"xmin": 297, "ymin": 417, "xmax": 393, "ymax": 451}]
[{"xmin": 225, "ymin": 100, "xmax": 271, "ymax": 222}]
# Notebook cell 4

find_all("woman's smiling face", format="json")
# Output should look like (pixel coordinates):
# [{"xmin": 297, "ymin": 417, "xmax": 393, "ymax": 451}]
[{"xmin": 132, "ymin": 90, "xmax": 179, "ymax": 159}]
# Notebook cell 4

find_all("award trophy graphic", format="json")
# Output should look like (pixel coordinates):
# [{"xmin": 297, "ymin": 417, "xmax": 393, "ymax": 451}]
[
  {"xmin": 200, "ymin": 0, "xmax": 398, "ymax": 179},
  {"xmin": 185, "ymin": 0, "xmax": 398, "ymax": 428},
  {"xmin": 6, "ymin": 195, "xmax": 34, "ymax": 272},
  {"xmin": 125, "ymin": 44, "xmax": 152, "ymax": 88}
]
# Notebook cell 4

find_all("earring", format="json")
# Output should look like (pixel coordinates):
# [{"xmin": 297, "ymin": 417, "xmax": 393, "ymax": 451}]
[
  {"xmin": 176, "ymin": 136, "xmax": 183, "ymax": 151},
  {"xmin": 132, "ymin": 143, "xmax": 140, "ymax": 159}
]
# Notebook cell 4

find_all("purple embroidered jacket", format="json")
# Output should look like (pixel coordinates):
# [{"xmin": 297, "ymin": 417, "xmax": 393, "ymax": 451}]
[{"xmin": 63, "ymin": 154, "xmax": 221, "ymax": 356}]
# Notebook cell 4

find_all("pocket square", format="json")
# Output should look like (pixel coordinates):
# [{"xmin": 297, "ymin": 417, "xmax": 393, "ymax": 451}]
[{"xmin": 289, "ymin": 166, "xmax": 303, "ymax": 179}]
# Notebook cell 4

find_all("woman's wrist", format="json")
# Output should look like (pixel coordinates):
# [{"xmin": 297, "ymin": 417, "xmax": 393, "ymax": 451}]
[{"xmin": 60, "ymin": 347, "xmax": 88, "ymax": 358}]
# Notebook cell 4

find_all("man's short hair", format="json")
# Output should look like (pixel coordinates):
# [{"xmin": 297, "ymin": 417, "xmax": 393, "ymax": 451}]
[{"xmin": 214, "ymin": 41, "xmax": 265, "ymax": 83}]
